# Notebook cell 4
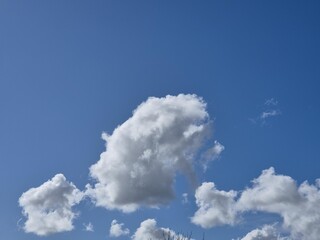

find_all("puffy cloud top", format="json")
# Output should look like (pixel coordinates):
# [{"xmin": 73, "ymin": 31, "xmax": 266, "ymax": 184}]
[
  {"xmin": 109, "ymin": 219, "xmax": 130, "ymax": 237},
  {"xmin": 87, "ymin": 94, "xmax": 216, "ymax": 212},
  {"xmin": 191, "ymin": 182, "xmax": 238, "ymax": 228},
  {"xmin": 238, "ymin": 167, "xmax": 320, "ymax": 240},
  {"xmin": 132, "ymin": 219, "xmax": 191, "ymax": 240},
  {"xmin": 240, "ymin": 225, "xmax": 286, "ymax": 240},
  {"xmin": 192, "ymin": 167, "xmax": 320, "ymax": 240},
  {"xmin": 19, "ymin": 174, "xmax": 83, "ymax": 236}
]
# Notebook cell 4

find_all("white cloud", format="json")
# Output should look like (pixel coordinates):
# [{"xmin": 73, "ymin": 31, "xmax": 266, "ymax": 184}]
[
  {"xmin": 240, "ymin": 224, "xmax": 287, "ymax": 240},
  {"xmin": 191, "ymin": 182, "xmax": 238, "ymax": 228},
  {"xmin": 83, "ymin": 222, "xmax": 94, "ymax": 232},
  {"xmin": 260, "ymin": 110, "xmax": 281, "ymax": 119},
  {"xmin": 19, "ymin": 174, "xmax": 83, "ymax": 236},
  {"xmin": 182, "ymin": 193, "xmax": 189, "ymax": 204},
  {"xmin": 250, "ymin": 98, "xmax": 281, "ymax": 125},
  {"xmin": 238, "ymin": 167, "xmax": 320, "ymax": 240},
  {"xmin": 132, "ymin": 219, "xmax": 191, "ymax": 240},
  {"xmin": 192, "ymin": 168, "xmax": 320, "ymax": 240},
  {"xmin": 201, "ymin": 140, "xmax": 224, "ymax": 171},
  {"xmin": 265, "ymin": 98, "xmax": 278, "ymax": 106},
  {"xmin": 87, "ymin": 94, "xmax": 215, "ymax": 212},
  {"xmin": 110, "ymin": 219, "xmax": 130, "ymax": 237}
]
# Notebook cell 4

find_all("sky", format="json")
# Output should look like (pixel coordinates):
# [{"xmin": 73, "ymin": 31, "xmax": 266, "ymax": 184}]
[{"xmin": 1, "ymin": 1, "xmax": 320, "ymax": 240}]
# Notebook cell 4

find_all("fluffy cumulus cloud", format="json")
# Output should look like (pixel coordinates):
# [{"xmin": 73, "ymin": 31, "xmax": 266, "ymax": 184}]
[
  {"xmin": 240, "ymin": 225, "xmax": 286, "ymax": 240},
  {"xmin": 132, "ymin": 219, "xmax": 191, "ymax": 240},
  {"xmin": 109, "ymin": 219, "xmax": 130, "ymax": 237},
  {"xmin": 191, "ymin": 182, "xmax": 238, "ymax": 228},
  {"xmin": 238, "ymin": 167, "xmax": 320, "ymax": 240},
  {"xmin": 19, "ymin": 174, "xmax": 83, "ymax": 236},
  {"xmin": 87, "ymin": 94, "xmax": 217, "ymax": 212},
  {"xmin": 192, "ymin": 167, "xmax": 320, "ymax": 240}
]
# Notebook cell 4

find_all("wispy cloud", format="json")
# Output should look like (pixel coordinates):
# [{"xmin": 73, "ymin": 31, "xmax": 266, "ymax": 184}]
[
  {"xmin": 260, "ymin": 109, "xmax": 281, "ymax": 119},
  {"xmin": 182, "ymin": 193, "xmax": 189, "ymax": 204},
  {"xmin": 250, "ymin": 98, "xmax": 281, "ymax": 125},
  {"xmin": 83, "ymin": 222, "xmax": 94, "ymax": 232},
  {"xmin": 264, "ymin": 98, "xmax": 278, "ymax": 106}
]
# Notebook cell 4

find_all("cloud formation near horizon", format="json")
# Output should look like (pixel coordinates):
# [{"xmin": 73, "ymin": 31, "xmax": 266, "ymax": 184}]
[
  {"xmin": 192, "ymin": 167, "xmax": 320, "ymax": 240},
  {"xmin": 86, "ymin": 94, "xmax": 219, "ymax": 212},
  {"xmin": 19, "ymin": 174, "xmax": 83, "ymax": 236},
  {"xmin": 239, "ymin": 224, "xmax": 286, "ymax": 240},
  {"xmin": 132, "ymin": 219, "xmax": 191, "ymax": 240}
]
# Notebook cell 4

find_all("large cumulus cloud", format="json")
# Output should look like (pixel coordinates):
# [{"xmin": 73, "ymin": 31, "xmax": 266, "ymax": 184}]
[
  {"xmin": 87, "ymin": 94, "xmax": 219, "ymax": 212},
  {"xmin": 192, "ymin": 168, "xmax": 320, "ymax": 240},
  {"xmin": 19, "ymin": 174, "xmax": 83, "ymax": 236},
  {"xmin": 238, "ymin": 167, "xmax": 320, "ymax": 240}
]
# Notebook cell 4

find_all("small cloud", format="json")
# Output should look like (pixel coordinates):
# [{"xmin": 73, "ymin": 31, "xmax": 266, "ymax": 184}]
[
  {"xmin": 18, "ymin": 174, "xmax": 84, "ymax": 236},
  {"xmin": 250, "ymin": 98, "xmax": 281, "ymax": 125},
  {"xmin": 109, "ymin": 220, "xmax": 130, "ymax": 237},
  {"xmin": 182, "ymin": 193, "xmax": 189, "ymax": 204},
  {"xmin": 191, "ymin": 182, "xmax": 238, "ymax": 228},
  {"xmin": 260, "ymin": 109, "xmax": 281, "ymax": 119},
  {"xmin": 201, "ymin": 141, "xmax": 225, "ymax": 171},
  {"xmin": 83, "ymin": 222, "xmax": 94, "ymax": 232},
  {"xmin": 132, "ymin": 219, "xmax": 192, "ymax": 240},
  {"xmin": 265, "ymin": 98, "xmax": 278, "ymax": 106}
]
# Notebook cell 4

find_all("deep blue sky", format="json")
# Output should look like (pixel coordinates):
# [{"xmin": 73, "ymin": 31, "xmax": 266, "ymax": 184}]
[{"xmin": 1, "ymin": 1, "xmax": 320, "ymax": 240}]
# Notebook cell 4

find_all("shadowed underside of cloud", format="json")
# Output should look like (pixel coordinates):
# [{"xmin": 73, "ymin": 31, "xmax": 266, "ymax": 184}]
[
  {"xmin": 86, "ymin": 94, "xmax": 220, "ymax": 212},
  {"xmin": 132, "ymin": 219, "xmax": 192, "ymax": 240},
  {"xmin": 192, "ymin": 167, "xmax": 320, "ymax": 240},
  {"xmin": 18, "ymin": 174, "xmax": 83, "ymax": 236}
]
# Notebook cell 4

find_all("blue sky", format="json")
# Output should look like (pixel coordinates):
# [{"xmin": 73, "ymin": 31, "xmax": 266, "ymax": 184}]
[{"xmin": 1, "ymin": 1, "xmax": 320, "ymax": 240}]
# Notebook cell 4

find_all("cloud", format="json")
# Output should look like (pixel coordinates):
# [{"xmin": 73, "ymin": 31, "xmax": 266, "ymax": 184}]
[
  {"xmin": 240, "ymin": 224, "xmax": 287, "ymax": 240},
  {"xmin": 110, "ymin": 219, "xmax": 130, "ymax": 237},
  {"xmin": 182, "ymin": 193, "xmax": 189, "ymax": 204},
  {"xmin": 260, "ymin": 110, "xmax": 281, "ymax": 120},
  {"xmin": 238, "ymin": 167, "xmax": 320, "ymax": 240},
  {"xmin": 83, "ymin": 222, "xmax": 94, "ymax": 232},
  {"xmin": 132, "ymin": 219, "xmax": 191, "ymax": 240},
  {"xmin": 191, "ymin": 182, "xmax": 238, "ymax": 228},
  {"xmin": 250, "ymin": 98, "xmax": 281, "ymax": 125},
  {"xmin": 265, "ymin": 98, "xmax": 278, "ymax": 106},
  {"xmin": 201, "ymin": 140, "xmax": 224, "ymax": 171},
  {"xmin": 87, "ymin": 94, "xmax": 215, "ymax": 212},
  {"xmin": 18, "ymin": 174, "xmax": 83, "ymax": 236},
  {"xmin": 192, "ymin": 168, "xmax": 320, "ymax": 240}
]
